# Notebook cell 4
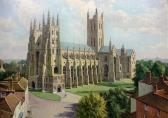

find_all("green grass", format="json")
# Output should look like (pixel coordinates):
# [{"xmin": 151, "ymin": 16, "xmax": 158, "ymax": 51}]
[
  {"xmin": 66, "ymin": 79, "xmax": 135, "ymax": 96},
  {"xmin": 30, "ymin": 90, "xmax": 61, "ymax": 101}
]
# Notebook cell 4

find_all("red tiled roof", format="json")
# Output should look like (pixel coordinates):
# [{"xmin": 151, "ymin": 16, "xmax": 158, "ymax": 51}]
[
  {"xmin": 0, "ymin": 93, "xmax": 20, "ymax": 113},
  {"xmin": 137, "ymin": 92, "xmax": 168, "ymax": 113},
  {"xmin": 14, "ymin": 92, "xmax": 25, "ymax": 103}
]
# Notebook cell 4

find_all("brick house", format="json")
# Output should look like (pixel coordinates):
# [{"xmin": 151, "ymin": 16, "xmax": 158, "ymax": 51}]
[{"xmin": 135, "ymin": 73, "xmax": 168, "ymax": 118}]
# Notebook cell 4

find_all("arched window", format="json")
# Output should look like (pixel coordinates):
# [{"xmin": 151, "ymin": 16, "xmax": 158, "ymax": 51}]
[
  {"xmin": 54, "ymin": 67, "xmax": 58, "ymax": 74},
  {"xmin": 63, "ymin": 66, "xmax": 66, "ymax": 75},
  {"xmin": 104, "ymin": 64, "xmax": 108, "ymax": 77}
]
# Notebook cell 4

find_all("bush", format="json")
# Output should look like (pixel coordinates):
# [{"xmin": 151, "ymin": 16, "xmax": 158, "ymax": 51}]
[
  {"xmin": 76, "ymin": 92, "xmax": 107, "ymax": 118},
  {"xmin": 100, "ymin": 88, "xmax": 130, "ymax": 118},
  {"xmin": 0, "ymin": 71, "xmax": 16, "ymax": 81}
]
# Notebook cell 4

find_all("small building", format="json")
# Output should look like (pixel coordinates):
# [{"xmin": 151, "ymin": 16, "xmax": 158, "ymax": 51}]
[
  {"xmin": 131, "ymin": 72, "xmax": 168, "ymax": 118},
  {"xmin": 0, "ymin": 74, "xmax": 28, "ymax": 118}
]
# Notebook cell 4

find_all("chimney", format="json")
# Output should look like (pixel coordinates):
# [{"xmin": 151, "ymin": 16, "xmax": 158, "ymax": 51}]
[
  {"xmin": 146, "ymin": 71, "xmax": 152, "ymax": 82},
  {"xmin": 154, "ymin": 84, "xmax": 158, "ymax": 93},
  {"xmin": 9, "ymin": 77, "xmax": 13, "ymax": 91}
]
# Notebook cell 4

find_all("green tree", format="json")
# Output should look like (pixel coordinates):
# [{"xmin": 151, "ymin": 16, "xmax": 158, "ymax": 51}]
[
  {"xmin": 76, "ymin": 92, "xmax": 107, "ymax": 118},
  {"xmin": 133, "ymin": 62, "xmax": 149, "ymax": 88},
  {"xmin": 151, "ymin": 61, "xmax": 165, "ymax": 77},
  {"xmin": 4, "ymin": 61, "xmax": 18, "ymax": 72},
  {"xmin": 100, "ymin": 88, "xmax": 129, "ymax": 118},
  {"xmin": 165, "ymin": 64, "xmax": 168, "ymax": 76}
]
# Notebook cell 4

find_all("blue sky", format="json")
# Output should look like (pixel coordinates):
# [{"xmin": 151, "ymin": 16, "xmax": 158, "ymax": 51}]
[{"xmin": 0, "ymin": 0, "xmax": 167, "ymax": 59}]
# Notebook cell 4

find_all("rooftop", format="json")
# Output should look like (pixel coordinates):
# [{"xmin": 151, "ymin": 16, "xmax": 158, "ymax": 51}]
[{"xmin": 137, "ymin": 75, "xmax": 168, "ymax": 113}]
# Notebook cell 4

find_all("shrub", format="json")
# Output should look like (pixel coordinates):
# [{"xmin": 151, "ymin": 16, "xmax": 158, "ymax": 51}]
[{"xmin": 76, "ymin": 92, "xmax": 107, "ymax": 118}]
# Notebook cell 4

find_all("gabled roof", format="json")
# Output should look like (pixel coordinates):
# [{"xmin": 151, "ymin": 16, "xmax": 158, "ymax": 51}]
[{"xmin": 61, "ymin": 42, "xmax": 94, "ymax": 51}]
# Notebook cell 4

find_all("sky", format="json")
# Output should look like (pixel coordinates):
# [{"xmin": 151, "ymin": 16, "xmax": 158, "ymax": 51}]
[{"xmin": 0, "ymin": 0, "xmax": 167, "ymax": 60}]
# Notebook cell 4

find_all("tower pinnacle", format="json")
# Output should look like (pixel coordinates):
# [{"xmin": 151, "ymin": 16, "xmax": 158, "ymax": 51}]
[{"xmin": 57, "ymin": 14, "xmax": 59, "ymax": 26}]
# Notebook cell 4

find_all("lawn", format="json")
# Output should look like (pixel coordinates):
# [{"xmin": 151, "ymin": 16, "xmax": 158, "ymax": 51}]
[
  {"xmin": 65, "ymin": 79, "xmax": 135, "ymax": 96},
  {"xmin": 30, "ymin": 90, "xmax": 61, "ymax": 101}
]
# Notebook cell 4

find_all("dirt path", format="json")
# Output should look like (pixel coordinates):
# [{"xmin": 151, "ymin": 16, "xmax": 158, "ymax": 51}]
[{"xmin": 28, "ymin": 92, "xmax": 81, "ymax": 118}]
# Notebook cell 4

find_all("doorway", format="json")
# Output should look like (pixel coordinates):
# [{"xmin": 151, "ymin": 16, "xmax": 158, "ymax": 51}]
[
  {"xmin": 57, "ymin": 86, "xmax": 62, "ymax": 92},
  {"xmin": 31, "ymin": 81, "xmax": 35, "ymax": 89}
]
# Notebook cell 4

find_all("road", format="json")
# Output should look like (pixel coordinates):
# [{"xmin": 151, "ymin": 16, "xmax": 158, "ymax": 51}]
[{"xmin": 28, "ymin": 92, "xmax": 81, "ymax": 118}]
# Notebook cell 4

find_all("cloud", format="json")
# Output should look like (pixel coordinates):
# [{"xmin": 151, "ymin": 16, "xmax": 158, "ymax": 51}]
[
  {"xmin": 0, "ymin": 18, "xmax": 17, "ymax": 32},
  {"xmin": 13, "ymin": 0, "xmax": 42, "ymax": 28},
  {"xmin": 138, "ymin": 42, "xmax": 168, "ymax": 59}
]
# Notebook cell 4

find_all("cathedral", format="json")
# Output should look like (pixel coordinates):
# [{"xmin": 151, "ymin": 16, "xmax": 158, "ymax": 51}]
[{"xmin": 27, "ymin": 9, "xmax": 136, "ymax": 92}]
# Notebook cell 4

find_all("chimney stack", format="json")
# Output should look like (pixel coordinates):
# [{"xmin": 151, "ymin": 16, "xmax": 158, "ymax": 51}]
[{"xmin": 146, "ymin": 71, "xmax": 152, "ymax": 82}]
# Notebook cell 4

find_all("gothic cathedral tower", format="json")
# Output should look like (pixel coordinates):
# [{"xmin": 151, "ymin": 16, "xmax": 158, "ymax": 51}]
[{"xmin": 87, "ymin": 9, "xmax": 104, "ymax": 52}]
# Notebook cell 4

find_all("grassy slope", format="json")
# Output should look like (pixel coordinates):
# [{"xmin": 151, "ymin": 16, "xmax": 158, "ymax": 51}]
[
  {"xmin": 31, "ymin": 90, "xmax": 61, "ymax": 101},
  {"xmin": 66, "ymin": 79, "xmax": 134, "ymax": 96}
]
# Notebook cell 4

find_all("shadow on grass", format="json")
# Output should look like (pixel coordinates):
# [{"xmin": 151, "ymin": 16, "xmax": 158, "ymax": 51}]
[
  {"xmin": 54, "ymin": 103, "xmax": 77, "ymax": 118},
  {"xmin": 29, "ymin": 89, "xmax": 42, "ymax": 92},
  {"xmin": 96, "ymin": 81, "xmax": 134, "ymax": 89}
]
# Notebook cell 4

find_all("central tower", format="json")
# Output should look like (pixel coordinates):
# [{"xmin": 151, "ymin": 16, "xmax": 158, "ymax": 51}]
[{"xmin": 87, "ymin": 9, "xmax": 104, "ymax": 52}]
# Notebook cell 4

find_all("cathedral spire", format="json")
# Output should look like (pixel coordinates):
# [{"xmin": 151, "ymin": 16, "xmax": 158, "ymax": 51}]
[
  {"xmin": 33, "ymin": 18, "xmax": 36, "ymax": 30},
  {"xmin": 39, "ymin": 23, "xmax": 41, "ymax": 30},
  {"xmin": 47, "ymin": 10, "xmax": 51, "ymax": 25},
  {"xmin": 67, "ymin": 48, "xmax": 69, "ymax": 60},
  {"xmin": 57, "ymin": 14, "xmax": 59, "ymax": 26},
  {"xmin": 52, "ymin": 16, "xmax": 55, "ymax": 25},
  {"xmin": 95, "ymin": 8, "xmax": 98, "ymax": 15},
  {"xmin": 87, "ymin": 10, "xmax": 89, "ymax": 19},
  {"xmin": 30, "ymin": 20, "xmax": 32, "ymax": 32},
  {"xmin": 42, "ymin": 13, "xmax": 45, "ymax": 26},
  {"xmin": 109, "ymin": 37, "xmax": 112, "ymax": 51}
]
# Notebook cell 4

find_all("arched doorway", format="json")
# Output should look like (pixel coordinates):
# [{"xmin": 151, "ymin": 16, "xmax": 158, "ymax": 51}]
[
  {"xmin": 54, "ymin": 67, "xmax": 59, "ymax": 74},
  {"xmin": 31, "ymin": 81, "xmax": 35, "ymax": 89},
  {"xmin": 57, "ymin": 86, "xmax": 62, "ymax": 92}
]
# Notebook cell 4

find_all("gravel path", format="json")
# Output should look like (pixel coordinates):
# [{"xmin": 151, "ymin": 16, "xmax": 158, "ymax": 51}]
[{"xmin": 29, "ymin": 92, "xmax": 81, "ymax": 118}]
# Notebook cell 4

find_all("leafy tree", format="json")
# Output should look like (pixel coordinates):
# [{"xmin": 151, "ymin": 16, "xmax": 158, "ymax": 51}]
[
  {"xmin": 165, "ymin": 64, "xmax": 168, "ymax": 76},
  {"xmin": 0, "ymin": 71, "xmax": 16, "ymax": 81},
  {"xmin": 133, "ymin": 63, "xmax": 149, "ymax": 88},
  {"xmin": 76, "ymin": 92, "xmax": 107, "ymax": 118},
  {"xmin": 151, "ymin": 61, "xmax": 165, "ymax": 77},
  {"xmin": 4, "ymin": 61, "xmax": 19, "ymax": 72},
  {"xmin": 100, "ymin": 88, "xmax": 129, "ymax": 118}
]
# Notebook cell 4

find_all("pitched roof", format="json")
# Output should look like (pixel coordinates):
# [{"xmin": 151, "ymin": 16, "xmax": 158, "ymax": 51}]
[
  {"xmin": 0, "ymin": 93, "xmax": 20, "ymax": 113},
  {"xmin": 137, "ymin": 76, "xmax": 168, "ymax": 113},
  {"xmin": 99, "ymin": 45, "xmax": 134, "ymax": 56},
  {"xmin": 137, "ymin": 92, "xmax": 168, "ymax": 113},
  {"xmin": 13, "ymin": 78, "xmax": 28, "ymax": 91},
  {"xmin": 61, "ymin": 42, "xmax": 94, "ymax": 51}
]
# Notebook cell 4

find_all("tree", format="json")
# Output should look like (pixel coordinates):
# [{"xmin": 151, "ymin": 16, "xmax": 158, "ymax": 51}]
[
  {"xmin": 133, "ymin": 62, "xmax": 149, "ymax": 88},
  {"xmin": 165, "ymin": 64, "xmax": 168, "ymax": 76},
  {"xmin": 4, "ymin": 61, "xmax": 18, "ymax": 72},
  {"xmin": 151, "ymin": 61, "xmax": 165, "ymax": 77},
  {"xmin": 100, "ymin": 88, "xmax": 129, "ymax": 118},
  {"xmin": 76, "ymin": 92, "xmax": 107, "ymax": 118}
]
